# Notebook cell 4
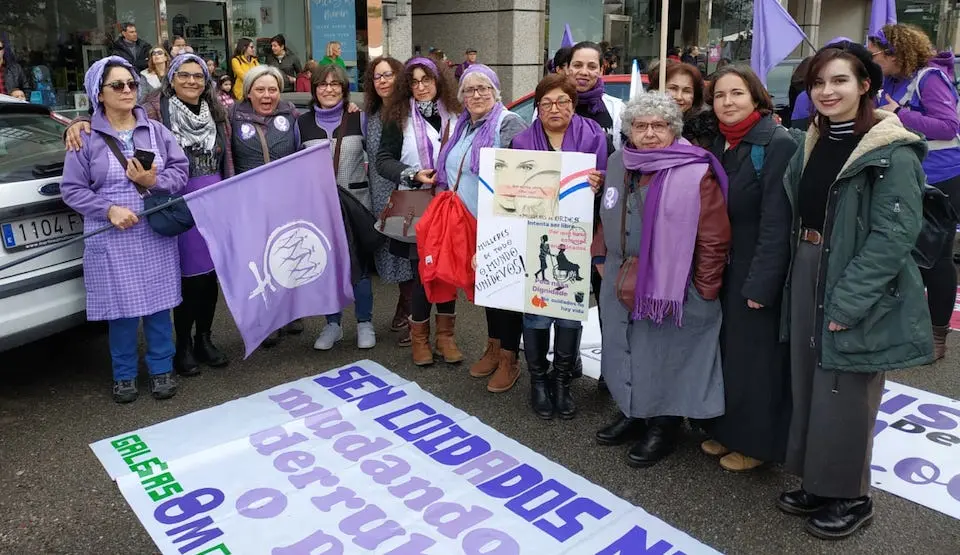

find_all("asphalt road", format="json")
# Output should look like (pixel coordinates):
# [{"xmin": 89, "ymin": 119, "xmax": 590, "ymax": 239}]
[{"xmin": 1, "ymin": 277, "xmax": 959, "ymax": 554}]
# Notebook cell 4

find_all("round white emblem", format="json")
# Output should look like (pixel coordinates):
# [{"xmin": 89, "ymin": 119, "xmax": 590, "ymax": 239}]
[
  {"xmin": 240, "ymin": 123, "xmax": 255, "ymax": 140},
  {"xmin": 265, "ymin": 222, "xmax": 329, "ymax": 289},
  {"xmin": 273, "ymin": 116, "xmax": 290, "ymax": 132},
  {"xmin": 603, "ymin": 187, "xmax": 619, "ymax": 210}
]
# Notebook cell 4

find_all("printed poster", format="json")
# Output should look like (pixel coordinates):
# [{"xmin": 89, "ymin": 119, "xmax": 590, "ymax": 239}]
[{"xmin": 475, "ymin": 148, "xmax": 595, "ymax": 321}]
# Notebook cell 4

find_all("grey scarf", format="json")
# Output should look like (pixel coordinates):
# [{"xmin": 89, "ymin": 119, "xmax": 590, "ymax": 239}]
[{"xmin": 169, "ymin": 96, "xmax": 217, "ymax": 153}]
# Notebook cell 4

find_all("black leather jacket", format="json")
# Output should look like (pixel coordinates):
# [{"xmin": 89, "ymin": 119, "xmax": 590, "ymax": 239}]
[{"xmin": 2, "ymin": 62, "xmax": 29, "ymax": 95}]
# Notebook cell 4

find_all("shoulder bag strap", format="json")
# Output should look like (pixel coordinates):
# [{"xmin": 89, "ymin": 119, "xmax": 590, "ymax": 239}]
[
  {"xmin": 96, "ymin": 130, "xmax": 147, "ymax": 196},
  {"xmin": 437, "ymin": 120, "xmax": 452, "ymax": 156},
  {"xmin": 254, "ymin": 123, "xmax": 271, "ymax": 164},
  {"xmin": 332, "ymin": 111, "xmax": 349, "ymax": 177},
  {"xmin": 450, "ymin": 150, "xmax": 469, "ymax": 192}
]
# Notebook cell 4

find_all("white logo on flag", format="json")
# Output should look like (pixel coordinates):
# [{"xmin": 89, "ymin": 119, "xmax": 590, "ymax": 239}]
[{"xmin": 249, "ymin": 220, "xmax": 330, "ymax": 306}]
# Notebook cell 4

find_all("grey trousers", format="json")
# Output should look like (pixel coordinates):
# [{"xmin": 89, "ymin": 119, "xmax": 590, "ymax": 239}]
[{"xmin": 785, "ymin": 241, "xmax": 885, "ymax": 499}]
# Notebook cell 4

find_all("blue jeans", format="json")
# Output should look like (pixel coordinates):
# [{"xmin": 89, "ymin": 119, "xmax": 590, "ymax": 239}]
[
  {"xmin": 328, "ymin": 276, "xmax": 373, "ymax": 324},
  {"xmin": 108, "ymin": 310, "xmax": 175, "ymax": 381},
  {"xmin": 523, "ymin": 314, "xmax": 583, "ymax": 330}
]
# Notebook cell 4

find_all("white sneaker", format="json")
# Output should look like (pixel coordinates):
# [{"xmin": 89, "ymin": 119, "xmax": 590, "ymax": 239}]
[
  {"xmin": 313, "ymin": 323, "xmax": 343, "ymax": 351},
  {"xmin": 357, "ymin": 322, "xmax": 376, "ymax": 349}
]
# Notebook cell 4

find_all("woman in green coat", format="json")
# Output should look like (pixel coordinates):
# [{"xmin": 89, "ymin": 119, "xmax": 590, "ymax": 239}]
[{"xmin": 779, "ymin": 41, "xmax": 934, "ymax": 540}]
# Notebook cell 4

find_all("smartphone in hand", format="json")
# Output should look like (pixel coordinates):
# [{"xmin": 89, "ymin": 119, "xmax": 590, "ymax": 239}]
[{"xmin": 133, "ymin": 149, "xmax": 156, "ymax": 171}]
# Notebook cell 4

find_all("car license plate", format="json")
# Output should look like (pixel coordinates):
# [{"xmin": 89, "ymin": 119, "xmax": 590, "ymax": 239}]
[{"xmin": 2, "ymin": 212, "xmax": 83, "ymax": 250}]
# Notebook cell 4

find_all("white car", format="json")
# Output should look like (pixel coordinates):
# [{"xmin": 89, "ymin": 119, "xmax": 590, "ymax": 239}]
[{"xmin": 0, "ymin": 97, "xmax": 87, "ymax": 352}]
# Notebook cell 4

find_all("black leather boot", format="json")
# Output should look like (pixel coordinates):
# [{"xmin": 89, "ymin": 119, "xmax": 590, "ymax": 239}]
[
  {"xmin": 523, "ymin": 328, "xmax": 554, "ymax": 419},
  {"xmin": 806, "ymin": 497, "xmax": 874, "ymax": 540},
  {"xmin": 194, "ymin": 332, "xmax": 229, "ymax": 368},
  {"xmin": 596, "ymin": 415, "xmax": 646, "ymax": 445},
  {"xmin": 174, "ymin": 337, "xmax": 201, "ymax": 377},
  {"xmin": 553, "ymin": 327, "xmax": 581, "ymax": 420},
  {"xmin": 627, "ymin": 416, "xmax": 681, "ymax": 468},
  {"xmin": 777, "ymin": 489, "xmax": 830, "ymax": 516},
  {"xmin": 572, "ymin": 354, "xmax": 583, "ymax": 379}
]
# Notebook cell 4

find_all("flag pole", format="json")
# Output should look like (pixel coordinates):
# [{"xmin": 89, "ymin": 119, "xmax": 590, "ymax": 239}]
[{"xmin": 659, "ymin": 0, "xmax": 670, "ymax": 91}]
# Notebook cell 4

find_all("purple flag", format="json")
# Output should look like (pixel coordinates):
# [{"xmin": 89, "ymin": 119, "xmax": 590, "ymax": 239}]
[
  {"xmin": 185, "ymin": 143, "xmax": 354, "ymax": 357},
  {"xmin": 751, "ymin": 0, "xmax": 808, "ymax": 86},
  {"xmin": 561, "ymin": 23, "xmax": 575, "ymax": 48},
  {"xmin": 869, "ymin": 0, "xmax": 897, "ymax": 36}
]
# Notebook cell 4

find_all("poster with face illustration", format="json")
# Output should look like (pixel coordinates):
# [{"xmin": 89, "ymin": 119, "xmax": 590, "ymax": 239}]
[{"xmin": 475, "ymin": 148, "xmax": 595, "ymax": 321}]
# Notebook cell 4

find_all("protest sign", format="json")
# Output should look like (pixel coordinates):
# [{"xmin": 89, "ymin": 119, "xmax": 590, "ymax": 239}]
[
  {"xmin": 90, "ymin": 360, "xmax": 719, "ymax": 555},
  {"xmin": 475, "ymin": 148, "xmax": 595, "ymax": 321}
]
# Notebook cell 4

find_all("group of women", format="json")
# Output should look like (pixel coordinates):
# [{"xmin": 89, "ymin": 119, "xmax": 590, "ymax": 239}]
[{"xmin": 60, "ymin": 23, "xmax": 944, "ymax": 541}]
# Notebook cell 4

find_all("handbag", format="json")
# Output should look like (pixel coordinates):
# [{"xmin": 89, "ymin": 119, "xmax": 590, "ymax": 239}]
[
  {"xmin": 912, "ymin": 183, "xmax": 959, "ymax": 269},
  {"xmin": 99, "ymin": 131, "xmax": 194, "ymax": 237},
  {"xmin": 374, "ymin": 120, "xmax": 451, "ymax": 243},
  {"xmin": 615, "ymin": 172, "xmax": 637, "ymax": 311}
]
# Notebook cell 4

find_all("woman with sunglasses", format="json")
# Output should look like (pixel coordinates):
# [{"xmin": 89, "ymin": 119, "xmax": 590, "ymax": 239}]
[
  {"xmin": 140, "ymin": 47, "xmax": 170, "ymax": 98},
  {"xmin": 65, "ymin": 53, "xmax": 237, "ymax": 377},
  {"xmin": 376, "ymin": 57, "xmax": 462, "ymax": 366},
  {"xmin": 60, "ymin": 57, "xmax": 189, "ymax": 404}
]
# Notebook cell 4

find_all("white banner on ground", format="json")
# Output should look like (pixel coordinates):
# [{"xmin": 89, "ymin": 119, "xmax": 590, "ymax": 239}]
[{"xmin": 90, "ymin": 360, "xmax": 719, "ymax": 555}]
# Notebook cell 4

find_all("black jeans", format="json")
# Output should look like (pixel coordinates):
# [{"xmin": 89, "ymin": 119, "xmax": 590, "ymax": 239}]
[
  {"xmin": 485, "ymin": 307, "xmax": 523, "ymax": 352},
  {"xmin": 410, "ymin": 263, "xmax": 455, "ymax": 321},
  {"xmin": 174, "ymin": 271, "xmax": 219, "ymax": 341},
  {"xmin": 921, "ymin": 174, "xmax": 960, "ymax": 326}
]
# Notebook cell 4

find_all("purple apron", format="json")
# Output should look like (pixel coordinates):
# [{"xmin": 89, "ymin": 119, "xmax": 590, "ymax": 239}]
[{"xmin": 178, "ymin": 173, "xmax": 220, "ymax": 276}]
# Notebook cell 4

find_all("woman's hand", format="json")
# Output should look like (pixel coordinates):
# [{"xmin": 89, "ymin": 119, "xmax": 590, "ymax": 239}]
[
  {"xmin": 472, "ymin": 255, "xmax": 477, "ymax": 270},
  {"xmin": 747, "ymin": 299, "xmax": 764, "ymax": 309},
  {"xmin": 348, "ymin": 102, "xmax": 361, "ymax": 113},
  {"xmin": 65, "ymin": 121, "xmax": 92, "ymax": 152},
  {"xmin": 107, "ymin": 205, "xmax": 139, "ymax": 230},
  {"xmin": 126, "ymin": 158, "xmax": 158, "ymax": 188},
  {"xmin": 415, "ymin": 169, "xmax": 437, "ymax": 186},
  {"xmin": 828, "ymin": 321, "xmax": 848, "ymax": 332},
  {"xmin": 879, "ymin": 94, "xmax": 899, "ymax": 113},
  {"xmin": 11, "ymin": 89, "xmax": 25, "ymax": 100},
  {"xmin": 587, "ymin": 170, "xmax": 605, "ymax": 194}
]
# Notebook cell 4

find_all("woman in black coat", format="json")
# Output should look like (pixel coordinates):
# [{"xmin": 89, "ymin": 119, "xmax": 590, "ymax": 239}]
[{"xmin": 702, "ymin": 65, "xmax": 797, "ymax": 472}]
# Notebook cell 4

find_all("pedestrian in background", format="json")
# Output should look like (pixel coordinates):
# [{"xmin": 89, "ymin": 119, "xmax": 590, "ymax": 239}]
[
  {"xmin": 321, "ymin": 41, "xmax": 346, "ymax": 69},
  {"xmin": 455, "ymin": 48, "xmax": 477, "ymax": 80},
  {"xmin": 231, "ymin": 37, "xmax": 259, "ymax": 100},
  {"xmin": 139, "ymin": 47, "xmax": 169, "ymax": 98},
  {"xmin": 297, "ymin": 60, "xmax": 319, "ymax": 93},
  {"xmin": 265, "ymin": 34, "xmax": 302, "ymax": 92}
]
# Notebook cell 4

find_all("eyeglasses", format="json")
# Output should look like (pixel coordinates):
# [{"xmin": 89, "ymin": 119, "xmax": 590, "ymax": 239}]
[
  {"xmin": 538, "ymin": 98, "xmax": 572, "ymax": 112},
  {"xmin": 463, "ymin": 85, "xmax": 494, "ymax": 98},
  {"xmin": 151, "ymin": 50, "xmax": 166, "ymax": 56},
  {"xmin": 317, "ymin": 81, "xmax": 342, "ymax": 90},
  {"xmin": 410, "ymin": 76, "xmax": 435, "ymax": 89},
  {"xmin": 102, "ymin": 80, "xmax": 139, "ymax": 92},
  {"xmin": 373, "ymin": 71, "xmax": 395, "ymax": 82},
  {"xmin": 632, "ymin": 121, "xmax": 671, "ymax": 134},
  {"xmin": 175, "ymin": 71, "xmax": 205, "ymax": 82}
]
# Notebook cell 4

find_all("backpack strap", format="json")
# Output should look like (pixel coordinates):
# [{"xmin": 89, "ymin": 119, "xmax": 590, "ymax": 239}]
[{"xmin": 898, "ymin": 67, "xmax": 941, "ymax": 106}]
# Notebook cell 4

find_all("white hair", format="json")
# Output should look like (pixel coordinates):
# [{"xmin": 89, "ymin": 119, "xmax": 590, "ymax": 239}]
[
  {"xmin": 243, "ymin": 65, "xmax": 285, "ymax": 99},
  {"xmin": 457, "ymin": 72, "xmax": 502, "ymax": 104},
  {"xmin": 621, "ymin": 91, "xmax": 684, "ymax": 138}
]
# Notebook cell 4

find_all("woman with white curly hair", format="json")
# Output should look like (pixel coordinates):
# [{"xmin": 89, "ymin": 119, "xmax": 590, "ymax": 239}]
[{"xmin": 592, "ymin": 91, "xmax": 732, "ymax": 468}]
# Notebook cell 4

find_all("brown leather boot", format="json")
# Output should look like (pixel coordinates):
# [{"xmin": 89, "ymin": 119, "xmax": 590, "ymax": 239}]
[
  {"xmin": 470, "ymin": 338, "xmax": 501, "ymax": 377},
  {"xmin": 409, "ymin": 318, "xmax": 434, "ymax": 366},
  {"xmin": 487, "ymin": 350, "xmax": 521, "ymax": 393},
  {"xmin": 933, "ymin": 325, "xmax": 949, "ymax": 361},
  {"xmin": 434, "ymin": 313, "xmax": 464, "ymax": 364},
  {"xmin": 391, "ymin": 281, "xmax": 413, "ymax": 332}
]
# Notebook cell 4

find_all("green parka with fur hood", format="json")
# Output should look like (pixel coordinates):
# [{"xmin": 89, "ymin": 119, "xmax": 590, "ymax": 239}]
[{"xmin": 783, "ymin": 110, "xmax": 934, "ymax": 372}]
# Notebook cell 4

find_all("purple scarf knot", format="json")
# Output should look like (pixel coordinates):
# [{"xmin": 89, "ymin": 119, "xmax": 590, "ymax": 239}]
[
  {"xmin": 578, "ymin": 79, "xmax": 607, "ymax": 116},
  {"xmin": 622, "ymin": 139, "xmax": 728, "ymax": 325},
  {"xmin": 409, "ymin": 98, "xmax": 452, "ymax": 173}
]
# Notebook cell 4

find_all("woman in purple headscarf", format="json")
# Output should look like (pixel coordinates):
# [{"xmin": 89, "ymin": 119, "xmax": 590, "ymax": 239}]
[
  {"xmin": 60, "ymin": 56, "xmax": 189, "ymax": 404},
  {"xmin": 592, "ymin": 92, "xmax": 731, "ymax": 468},
  {"xmin": 433, "ymin": 63, "xmax": 528, "ymax": 392},
  {"xmin": 66, "ymin": 53, "xmax": 235, "ymax": 378}
]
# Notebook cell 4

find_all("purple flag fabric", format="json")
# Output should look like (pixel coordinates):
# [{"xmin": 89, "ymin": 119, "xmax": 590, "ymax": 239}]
[
  {"xmin": 869, "ymin": 0, "xmax": 897, "ymax": 36},
  {"xmin": 561, "ymin": 24, "xmax": 575, "ymax": 48},
  {"xmin": 185, "ymin": 143, "xmax": 354, "ymax": 357},
  {"xmin": 751, "ymin": 0, "xmax": 808, "ymax": 86}
]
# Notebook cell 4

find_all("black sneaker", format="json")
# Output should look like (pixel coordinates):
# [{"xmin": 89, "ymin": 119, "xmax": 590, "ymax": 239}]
[
  {"xmin": 112, "ymin": 379, "xmax": 139, "ymax": 404},
  {"xmin": 150, "ymin": 372, "xmax": 178, "ymax": 400}
]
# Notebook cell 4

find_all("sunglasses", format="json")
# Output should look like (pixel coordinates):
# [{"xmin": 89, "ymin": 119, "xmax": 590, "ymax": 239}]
[{"xmin": 103, "ymin": 80, "xmax": 139, "ymax": 92}]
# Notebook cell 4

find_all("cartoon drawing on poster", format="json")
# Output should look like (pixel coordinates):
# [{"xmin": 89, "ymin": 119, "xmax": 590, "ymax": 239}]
[
  {"xmin": 526, "ymin": 221, "xmax": 590, "ymax": 319},
  {"xmin": 493, "ymin": 149, "xmax": 561, "ymax": 219}
]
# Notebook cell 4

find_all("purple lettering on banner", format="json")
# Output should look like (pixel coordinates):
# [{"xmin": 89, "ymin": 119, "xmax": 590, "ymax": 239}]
[
  {"xmin": 891, "ymin": 419, "xmax": 926, "ymax": 434},
  {"xmin": 268, "ymin": 388, "xmax": 325, "ymax": 418},
  {"xmin": 388, "ymin": 476, "xmax": 444, "ymax": 511},
  {"xmin": 236, "ymin": 487, "xmax": 288, "ymax": 519},
  {"xmin": 396, "ymin": 414, "xmax": 455, "ymax": 442},
  {"xmin": 422, "ymin": 502, "xmax": 494, "ymax": 539},
  {"xmin": 305, "ymin": 408, "xmax": 356, "ymax": 440},
  {"xmin": 154, "ymin": 488, "xmax": 226, "ymax": 525},
  {"xmin": 338, "ymin": 504, "xmax": 407, "ymax": 550},
  {"xmin": 165, "ymin": 516, "xmax": 224, "ymax": 555},
  {"xmin": 314, "ymin": 366, "xmax": 370, "ymax": 388},
  {"xmin": 533, "ymin": 497, "xmax": 612, "ymax": 542},
  {"xmin": 595, "ymin": 525, "xmax": 673, "ymax": 555},
  {"xmin": 289, "ymin": 465, "xmax": 340, "ymax": 490},
  {"xmin": 311, "ymin": 486, "xmax": 366, "ymax": 512},
  {"xmin": 333, "ymin": 433, "xmax": 394, "ymax": 462},
  {"xmin": 361, "ymin": 454, "xmax": 413, "ymax": 486},
  {"xmin": 454, "ymin": 450, "xmax": 521, "ymax": 486},
  {"xmin": 355, "ymin": 386, "xmax": 408, "ymax": 412},
  {"xmin": 329, "ymin": 375, "xmax": 389, "ymax": 401},
  {"xmin": 477, "ymin": 463, "xmax": 542, "ymax": 499},
  {"xmin": 274, "ymin": 451, "xmax": 316, "ymax": 473},
  {"xmin": 879, "ymin": 392, "xmax": 918, "ymax": 414},
  {"xmin": 250, "ymin": 426, "xmax": 309, "ymax": 456},
  {"xmin": 461, "ymin": 528, "xmax": 521, "ymax": 555},
  {"xmin": 414, "ymin": 424, "xmax": 472, "ymax": 455},
  {"xmin": 431, "ymin": 435, "xmax": 491, "ymax": 466},
  {"xmin": 382, "ymin": 533, "xmax": 437, "ymax": 555},
  {"xmin": 904, "ymin": 404, "xmax": 960, "ymax": 431},
  {"xmin": 272, "ymin": 530, "xmax": 344, "ymax": 555},
  {"xmin": 504, "ymin": 479, "xmax": 576, "ymax": 522},
  {"xmin": 376, "ymin": 402, "xmax": 437, "ymax": 431}
]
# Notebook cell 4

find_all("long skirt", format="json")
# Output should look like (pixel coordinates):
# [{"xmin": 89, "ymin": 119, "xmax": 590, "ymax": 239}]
[{"xmin": 785, "ymin": 241, "xmax": 885, "ymax": 499}]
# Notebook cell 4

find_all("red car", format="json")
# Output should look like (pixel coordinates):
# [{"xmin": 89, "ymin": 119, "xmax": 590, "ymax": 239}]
[{"xmin": 506, "ymin": 74, "xmax": 649, "ymax": 122}]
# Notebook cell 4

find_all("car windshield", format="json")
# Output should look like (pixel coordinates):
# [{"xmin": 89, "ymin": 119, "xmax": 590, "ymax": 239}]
[
  {"xmin": 766, "ymin": 63, "xmax": 796, "ymax": 105},
  {"xmin": 0, "ymin": 112, "xmax": 67, "ymax": 182},
  {"xmin": 605, "ymin": 82, "xmax": 630, "ymax": 102}
]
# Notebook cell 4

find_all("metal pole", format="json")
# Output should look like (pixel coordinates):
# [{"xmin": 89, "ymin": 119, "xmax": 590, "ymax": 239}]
[{"xmin": 660, "ymin": 0, "xmax": 670, "ymax": 91}]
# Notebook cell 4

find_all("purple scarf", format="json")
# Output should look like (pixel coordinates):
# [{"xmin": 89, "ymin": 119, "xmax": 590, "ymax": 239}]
[
  {"xmin": 510, "ymin": 114, "xmax": 608, "ymax": 170},
  {"xmin": 578, "ymin": 79, "xmax": 606, "ymax": 116},
  {"xmin": 405, "ymin": 57, "xmax": 452, "ymax": 170},
  {"xmin": 622, "ymin": 139, "xmax": 728, "ymax": 325},
  {"xmin": 314, "ymin": 101, "xmax": 343, "ymax": 138},
  {"xmin": 436, "ymin": 64, "xmax": 504, "ymax": 187}
]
